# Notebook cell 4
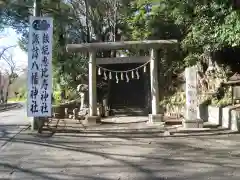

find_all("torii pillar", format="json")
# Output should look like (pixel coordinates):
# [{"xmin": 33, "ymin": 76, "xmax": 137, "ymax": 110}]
[
  {"xmin": 88, "ymin": 51, "xmax": 97, "ymax": 116},
  {"xmin": 66, "ymin": 40, "xmax": 178, "ymax": 124},
  {"xmin": 148, "ymin": 48, "xmax": 162, "ymax": 123}
]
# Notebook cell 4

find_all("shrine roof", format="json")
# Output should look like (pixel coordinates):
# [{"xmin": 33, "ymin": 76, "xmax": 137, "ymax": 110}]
[
  {"xmin": 66, "ymin": 40, "xmax": 178, "ymax": 52},
  {"xmin": 224, "ymin": 73, "xmax": 240, "ymax": 85}
]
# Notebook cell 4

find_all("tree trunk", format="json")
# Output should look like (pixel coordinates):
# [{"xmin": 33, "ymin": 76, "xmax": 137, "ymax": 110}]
[
  {"xmin": 84, "ymin": 0, "xmax": 91, "ymax": 43},
  {"xmin": 5, "ymin": 84, "xmax": 10, "ymax": 103}
]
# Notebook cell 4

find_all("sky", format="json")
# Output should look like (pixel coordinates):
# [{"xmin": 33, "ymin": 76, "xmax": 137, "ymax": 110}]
[{"xmin": 0, "ymin": 27, "xmax": 28, "ymax": 74}]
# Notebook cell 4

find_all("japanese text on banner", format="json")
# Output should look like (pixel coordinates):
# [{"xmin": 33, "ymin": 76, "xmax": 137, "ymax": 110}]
[{"xmin": 27, "ymin": 17, "xmax": 53, "ymax": 117}]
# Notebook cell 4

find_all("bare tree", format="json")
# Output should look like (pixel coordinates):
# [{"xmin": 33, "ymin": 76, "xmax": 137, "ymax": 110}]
[
  {"xmin": 0, "ymin": 44, "xmax": 18, "ymax": 103},
  {"xmin": 1, "ymin": 52, "xmax": 19, "ymax": 102}
]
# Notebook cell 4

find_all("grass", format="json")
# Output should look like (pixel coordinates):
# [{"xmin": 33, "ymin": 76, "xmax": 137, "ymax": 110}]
[{"xmin": 8, "ymin": 97, "xmax": 26, "ymax": 103}]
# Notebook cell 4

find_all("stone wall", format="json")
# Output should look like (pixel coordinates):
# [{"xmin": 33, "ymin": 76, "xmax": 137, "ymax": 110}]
[
  {"xmin": 221, "ymin": 105, "xmax": 240, "ymax": 131},
  {"xmin": 165, "ymin": 103, "xmax": 240, "ymax": 131}
]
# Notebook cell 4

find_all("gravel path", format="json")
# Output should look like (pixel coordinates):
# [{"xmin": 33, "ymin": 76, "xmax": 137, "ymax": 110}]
[{"xmin": 0, "ymin": 128, "xmax": 240, "ymax": 180}]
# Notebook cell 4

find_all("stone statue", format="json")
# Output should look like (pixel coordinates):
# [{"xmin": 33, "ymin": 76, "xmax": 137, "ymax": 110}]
[{"xmin": 77, "ymin": 84, "xmax": 88, "ymax": 110}]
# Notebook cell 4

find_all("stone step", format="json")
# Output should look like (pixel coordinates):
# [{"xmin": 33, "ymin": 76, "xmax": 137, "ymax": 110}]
[
  {"xmin": 169, "ymin": 126, "xmax": 229, "ymax": 134},
  {"xmin": 203, "ymin": 122, "xmax": 220, "ymax": 128},
  {"xmin": 43, "ymin": 122, "xmax": 165, "ymax": 134},
  {"xmin": 111, "ymin": 108, "xmax": 147, "ymax": 116},
  {"xmin": 41, "ymin": 117, "xmax": 164, "ymax": 133},
  {"xmin": 46, "ymin": 117, "xmax": 149, "ymax": 128},
  {"xmin": 164, "ymin": 118, "xmax": 222, "ymax": 127},
  {"xmin": 47, "ymin": 118, "xmax": 220, "ymax": 128},
  {"xmin": 164, "ymin": 117, "xmax": 182, "ymax": 125},
  {"xmin": 101, "ymin": 116, "xmax": 148, "ymax": 124}
]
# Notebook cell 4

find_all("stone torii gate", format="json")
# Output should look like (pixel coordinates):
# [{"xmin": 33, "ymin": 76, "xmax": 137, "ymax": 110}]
[{"xmin": 66, "ymin": 40, "xmax": 178, "ymax": 123}]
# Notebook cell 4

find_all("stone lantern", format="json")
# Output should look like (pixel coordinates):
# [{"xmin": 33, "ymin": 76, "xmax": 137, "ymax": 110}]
[{"xmin": 224, "ymin": 73, "xmax": 240, "ymax": 105}]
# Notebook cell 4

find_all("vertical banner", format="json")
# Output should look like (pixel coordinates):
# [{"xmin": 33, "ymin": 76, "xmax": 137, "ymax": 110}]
[
  {"xmin": 185, "ymin": 66, "xmax": 198, "ymax": 120},
  {"xmin": 27, "ymin": 16, "xmax": 53, "ymax": 117}
]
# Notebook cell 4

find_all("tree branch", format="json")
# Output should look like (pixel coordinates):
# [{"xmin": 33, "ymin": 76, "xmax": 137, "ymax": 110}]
[{"xmin": 0, "ymin": 45, "xmax": 17, "ymax": 60}]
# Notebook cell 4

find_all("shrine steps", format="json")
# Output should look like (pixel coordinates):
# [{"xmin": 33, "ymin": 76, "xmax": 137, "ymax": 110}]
[
  {"xmin": 41, "ymin": 117, "xmax": 155, "ymax": 133},
  {"xmin": 110, "ymin": 107, "xmax": 148, "ymax": 116},
  {"xmin": 163, "ymin": 116, "xmax": 182, "ymax": 126},
  {"xmin": 163, "ymin": 117, "xmax": 221, "ymax": 129}
]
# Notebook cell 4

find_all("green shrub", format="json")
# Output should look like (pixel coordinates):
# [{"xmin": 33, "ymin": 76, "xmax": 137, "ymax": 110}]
[
  {"xmin": 66, "ymin": 89, "xmax": 79, "ymax": 101},
  {"xmin": 53, "ymin": 90, "xmax": 62, "ymax": 105},
  {"xmin": 211, "ymin": 87, "xmax": 232, "ymax": 107},
  {"xmin": 159, "ymin": 91, "xmax": 186, "ymax": 107},
  {"xmin": 18, "ymin": 87, "xmax": 27, "ymax": 99}
]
